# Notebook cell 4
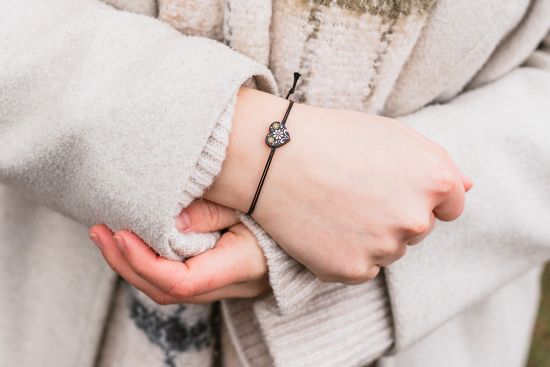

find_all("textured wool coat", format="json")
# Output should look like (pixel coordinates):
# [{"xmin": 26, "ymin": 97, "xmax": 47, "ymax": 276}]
[{"xmin": 1, "ymin": 0, "xmax": 549, "ymax": 366}]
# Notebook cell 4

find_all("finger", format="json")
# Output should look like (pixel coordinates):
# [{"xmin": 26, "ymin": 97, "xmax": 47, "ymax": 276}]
[
  {"xmin": 432, "ymin": 173, "xmax": 466, "ymax": 221},
  {"xmin": 174, "ymin": 277, "xmax": 270, "ymax": 304},
  {"xmin": 91, "ymin": 225, "xmax": 267, "ymax": 306},
  {"xmin": 407, "ymin": 212, "xmax": 436, "ymax": 246},
  {"xmin": 133, "ymin": 277, "xmax": 269, "ymax": 305},
  {"xmin": 89, "ymin": 225, "xmax": 177, "ymax": 305},
  {"xmin": 176, "ymin": 200, "xmax": 240, "ymax": 233},
  {"xmin": 460, "ymin": 171, "xmax": 474, "ymax": 192},
  {"xmin": 115, "ymin": 224, "xmax": 266, "ymax": 299}
]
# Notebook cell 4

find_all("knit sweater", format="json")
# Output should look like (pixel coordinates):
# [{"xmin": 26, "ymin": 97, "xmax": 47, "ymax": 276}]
[{"xmin": 1, "ymin": 0, "xmax": 549, "ymax": 366}]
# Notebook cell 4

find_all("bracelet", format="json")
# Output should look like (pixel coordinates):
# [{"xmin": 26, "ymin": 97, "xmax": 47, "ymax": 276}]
[{"xmin": 246, "ymin": 72, "xmax": 301, "ymax": 216}]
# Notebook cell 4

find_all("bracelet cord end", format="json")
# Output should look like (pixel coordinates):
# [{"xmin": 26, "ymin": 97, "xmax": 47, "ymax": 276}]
[{"xmin": 285, "ymin": 72, "xmax": 301, "ymax": 100}]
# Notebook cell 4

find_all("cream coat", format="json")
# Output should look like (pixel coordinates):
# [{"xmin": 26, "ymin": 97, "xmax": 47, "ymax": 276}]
[{"xmin": 1, "ymin": 0, "xmax": 549, "ymax": 366}]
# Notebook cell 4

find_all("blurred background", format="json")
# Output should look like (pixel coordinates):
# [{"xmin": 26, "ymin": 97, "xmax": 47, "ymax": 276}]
[{"xmin": 527, "ymin": 264, "xmax": 550, "ymax": 367}]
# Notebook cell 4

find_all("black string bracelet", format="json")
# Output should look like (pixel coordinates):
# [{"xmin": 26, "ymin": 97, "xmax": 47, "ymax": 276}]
[{"xmin": 246, "ymin": 72, "xmax": 301, "ymax": 216}]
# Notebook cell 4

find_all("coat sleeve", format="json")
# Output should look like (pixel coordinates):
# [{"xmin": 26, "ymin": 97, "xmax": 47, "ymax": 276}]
[
  {"xmin": 383, "ymin": 29, "xmax": 550, "ymax": 350},
  {"xmin": 0, "ymin": 0, "xmax": 277, "ymax": 260}
]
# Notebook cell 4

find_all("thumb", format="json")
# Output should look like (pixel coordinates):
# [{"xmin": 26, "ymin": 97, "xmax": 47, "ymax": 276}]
[{"xmin": 176, "ymin": 200, "xmax": 240, "ymax": 233}]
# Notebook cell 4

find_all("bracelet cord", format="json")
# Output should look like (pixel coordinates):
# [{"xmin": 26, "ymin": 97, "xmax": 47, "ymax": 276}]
[{"xmin": 246, "ymin": 72, "xmax": 301, "ymax": 216}]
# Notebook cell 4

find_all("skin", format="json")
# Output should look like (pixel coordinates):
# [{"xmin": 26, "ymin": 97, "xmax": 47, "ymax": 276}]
[
  {"xmin": 90, "ymin": 212, "xmax": 269, "ymax": 304},
  {"xmin": 89, "ymin": 87, "xmax": 473, "ymax": 304}
]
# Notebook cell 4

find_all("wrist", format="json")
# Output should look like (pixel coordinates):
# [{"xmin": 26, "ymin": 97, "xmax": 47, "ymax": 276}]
[{"xmin": 203, "ymin": 86, "xmax": 291, "ymax": 213}]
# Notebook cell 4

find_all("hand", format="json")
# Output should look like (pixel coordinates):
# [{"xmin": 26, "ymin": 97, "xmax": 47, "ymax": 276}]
[
  {"xmin": 89, "ymin": 201, "xmax": 268, "ymax": 304},
  {"xmin": 203, "ymin": 87, "xmax": 473, "ymax": 284}
]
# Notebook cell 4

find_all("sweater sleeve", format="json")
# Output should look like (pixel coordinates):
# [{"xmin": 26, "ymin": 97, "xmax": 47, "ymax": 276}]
[
  {"xmin": 0, "ymin": 0, "xmax": 277, "ymax": 260},
  {"xmin": 235, "ymin": 213, "xmax": 394, "ymax": 367},
  {"xmin": 238, "ymin": 214, "xmax": 324, "ymax": 312},
  {"xmin": 384, "ymin": 30, "xmax": 550, "ymax": 351}
]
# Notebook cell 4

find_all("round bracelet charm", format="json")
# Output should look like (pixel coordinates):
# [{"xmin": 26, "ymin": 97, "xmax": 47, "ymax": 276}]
[{"xmin": 265, "ymin": 121, "xmax": 291, "ymax": 148}]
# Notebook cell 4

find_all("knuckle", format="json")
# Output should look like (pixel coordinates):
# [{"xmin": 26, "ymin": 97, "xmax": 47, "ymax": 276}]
[
  {"xmin": 167, "ymin": 282, "xmax": 193, "ymax": 300},
  {"xmin": 223, "ymin": 231, "xmax": 240, "ymax": 246},
  {"xmin": 151, "ymin": 294, "xmax": 174, "ymax": 306},
  {"xmin": 131, "ymin": 263, "xmax": 147, "ymax": 279},
  {"xmin": 378, "ymin": 240, "xmax": 402, "ymax": 256},
  {"xmin": 340, "ymin": 260, "xmax": 372, "ymax": 284},
  {"xmin": 404, "ymin": 216, "xmax": 431, "ymax": 236},
  {"xmin": 432, "ymin": 169, "xmax": 457, "ymax": 194},
  {"xmin": 230, "ymin": 223, "xmax": 254, "ymax": 240},
  {"xmin": 204, "ymin": 201, "xmax": 221, "ymax": 226}
]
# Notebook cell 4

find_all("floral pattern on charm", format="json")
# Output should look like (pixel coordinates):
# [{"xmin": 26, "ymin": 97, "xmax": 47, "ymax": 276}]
[{"xmin": 265, "ymin": 121, "xmax": 290, "ymax": 148}]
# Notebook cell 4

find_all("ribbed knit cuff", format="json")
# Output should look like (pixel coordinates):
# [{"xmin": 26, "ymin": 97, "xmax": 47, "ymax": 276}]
[
  {"xmin": 165, "ymin": 94, "xmax": 237, "ymax": 259},
  {"xmin": 222, "ymin": 276, "xmax": 395, "ymax": 367},
  {"xmin": 162, "ymin": 72, "xmax": 276, "ymax": 260},
  {"xmin": 221, "ymin": 299, "xmax": 274, "ymax": 367},
  {"xmin": 239, "ymin": 214, "xmax": 325, "ymax": 314},
  {"xmin": 254, "ymin": 277, "xmax": 394, "ymax": 367},
  {"xmin": 232, "ymin": 215, "xmax": 395, "ymax": 366}
]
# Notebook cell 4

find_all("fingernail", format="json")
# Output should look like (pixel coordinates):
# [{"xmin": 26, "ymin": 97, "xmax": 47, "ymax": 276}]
[
  {"xmin": 89, "ymin": 232, "xmax": 103, "ymax": 250},
  {"xmin": 176, "ymin": 209, "xmax": 192, "ymax": 232},
  {"xmin": 114, "ymin": 234, "xmax": 126, "ymax": 251}
]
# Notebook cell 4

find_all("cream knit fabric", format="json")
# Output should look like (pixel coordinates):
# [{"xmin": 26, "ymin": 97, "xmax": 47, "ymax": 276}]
[{"xmin": 1, "ymin": 1, "xmax": 550, "ymax": 367}]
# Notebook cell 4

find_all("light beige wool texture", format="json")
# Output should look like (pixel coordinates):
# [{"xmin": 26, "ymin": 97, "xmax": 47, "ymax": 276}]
[{"xmin": 1, "ymin": 0, "xmax": 550, "ymax": 366}]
